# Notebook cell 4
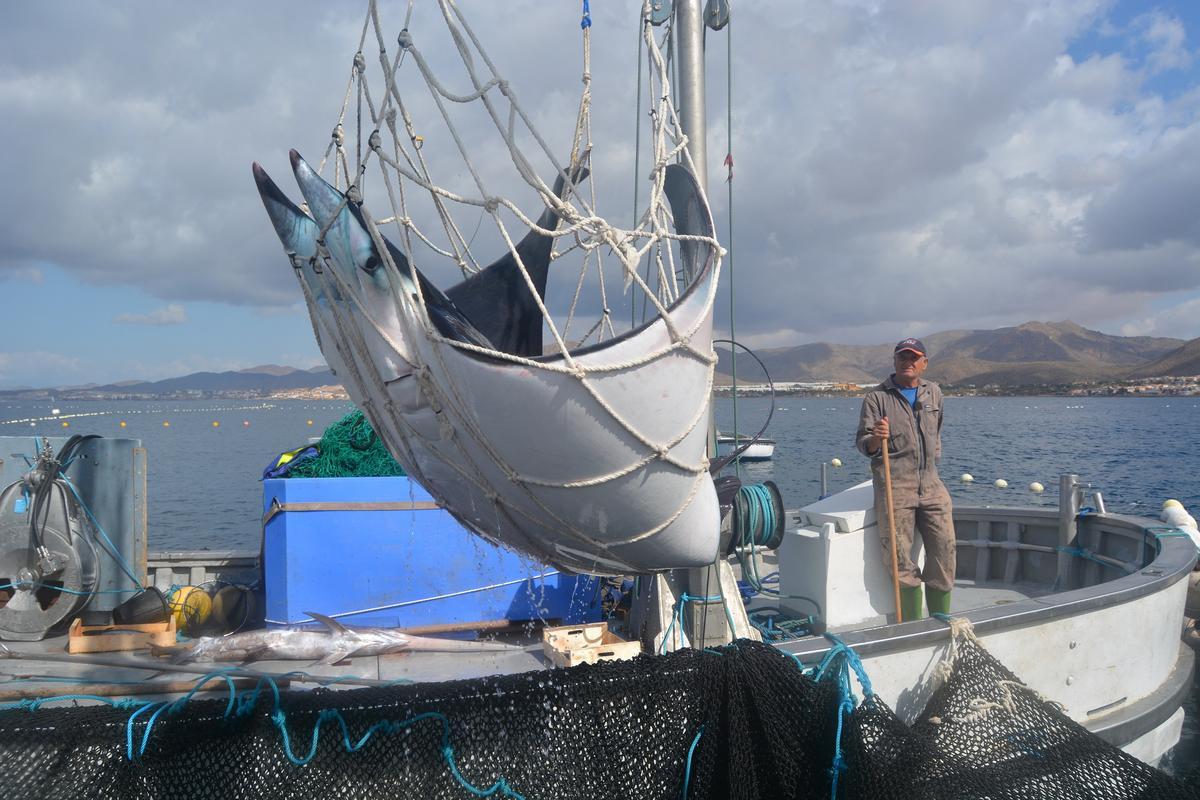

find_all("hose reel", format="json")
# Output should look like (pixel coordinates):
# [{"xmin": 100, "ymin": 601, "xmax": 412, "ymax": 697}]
[
  {"xmin": 0, "ymin": 438, "xmax": 100, "ymax": 641},
  {"xmin": 728, "ymin": 480, "xmax": 785, "ymax": 554}
]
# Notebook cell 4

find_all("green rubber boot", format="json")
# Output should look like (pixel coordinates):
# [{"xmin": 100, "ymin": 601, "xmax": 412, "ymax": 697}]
[
  {"xmin": 926, "ymin": 588, "xmax": 952, "ymax": 617},
  {"xmin": 899, "ymin": 585, "xmax": 924, "ymax": 622}
]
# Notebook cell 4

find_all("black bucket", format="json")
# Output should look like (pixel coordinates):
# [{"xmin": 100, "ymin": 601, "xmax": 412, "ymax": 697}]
[{"xmin": 111, "ymin": 587, "xmax": 169, "ymax": 625}]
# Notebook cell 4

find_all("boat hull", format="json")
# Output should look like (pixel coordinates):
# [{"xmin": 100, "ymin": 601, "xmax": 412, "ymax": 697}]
[{"xmin": 774, "ymin": 503, "xmax": 1197, "ymax": 766}]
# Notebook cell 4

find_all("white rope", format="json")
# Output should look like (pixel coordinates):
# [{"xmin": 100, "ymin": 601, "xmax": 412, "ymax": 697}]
[
  {"xmin": 290, "ymin": 0, "xmax": 722, "ymax": 572},
  {"xmin": 927, "ymin": 617, "xmax": 1068, "ymax": 725}
]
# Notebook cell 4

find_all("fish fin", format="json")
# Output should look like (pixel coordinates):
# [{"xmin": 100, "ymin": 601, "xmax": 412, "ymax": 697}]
[
  {"xmin": 149, "ymin": 643, "xmax": 191, "ymax": 663},
  {"xmin": 318, "ymin": 648, "xmax": 357, "ymax": 667},
  {"xmin": 304, "ymin": 611, "xmax": 350, "ymax": 634},
  {"xmin": 236, "ymin": 646, "xmax": 273, "ymax": 666}
]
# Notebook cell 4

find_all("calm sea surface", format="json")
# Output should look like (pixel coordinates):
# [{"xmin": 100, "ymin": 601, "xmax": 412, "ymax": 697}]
[{"xmin": 1, "ymin": 395, "xmax": 1198, "ymax": 774}]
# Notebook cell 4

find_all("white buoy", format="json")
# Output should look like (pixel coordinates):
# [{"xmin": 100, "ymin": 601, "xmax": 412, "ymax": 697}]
[
  {"xmin": 960, "ymin": 473, "xmax": 974, "ymax": 483},
  {"xmin": 1029, "ymin": 482, "xmax": 1044, "ymax": 493},
  {"xmin": 51, "ymin": 408, "xmax": 61, "ymax": 415},
  {"xmin": 830, "ymin": 458, "xmax": 843, "ymax": 468},
  {"xmin": 1161, "ymin": 500, "xmax": 1200, "ymax": 547},
  {"xmin": 994, "ymin": 479, "xmax": 1008, "ymax": 489}
]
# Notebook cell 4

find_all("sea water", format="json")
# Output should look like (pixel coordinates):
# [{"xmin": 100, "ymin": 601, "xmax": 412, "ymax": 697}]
[{"xmin": 1, "ymin": 394, "xmax": 1198, "ymax": 773}]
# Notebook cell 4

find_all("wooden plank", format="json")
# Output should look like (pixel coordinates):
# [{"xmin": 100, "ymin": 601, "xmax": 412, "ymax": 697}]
[{"xmin": 67, "ymin": 617, "xmax": 176, "ymax": 654}]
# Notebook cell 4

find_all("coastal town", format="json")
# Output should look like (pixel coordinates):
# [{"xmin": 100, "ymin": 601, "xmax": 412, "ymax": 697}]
[{"xmin": 713, "ymin": 375, "xmax": 1200, "ymax": 398}]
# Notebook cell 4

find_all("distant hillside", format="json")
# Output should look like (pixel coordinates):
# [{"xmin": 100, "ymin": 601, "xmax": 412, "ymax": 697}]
[
  {"xmin": 1127, "ymin": 337, "xmax": 1200, "ymax": 378},
  {"xmin": 0, "ymin": 365, "xmax": 338, "ymax": 398},
  {"xmin": 93, "ymin": 367, "xmax": 338, "ymax": 394},
  {"xmin": 716, "ymin": 321, "xmax": 1187, "ymax": 387}
]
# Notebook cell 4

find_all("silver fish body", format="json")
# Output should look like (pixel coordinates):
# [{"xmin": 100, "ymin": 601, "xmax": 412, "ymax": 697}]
[{"xmin": 155, "ymin": 612, "xmax": 523, "ymax": 666}]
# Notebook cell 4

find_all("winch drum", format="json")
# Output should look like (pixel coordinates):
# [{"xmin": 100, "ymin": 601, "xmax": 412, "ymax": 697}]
[{"xmin": 0, "ymin": 478, "xmax": 99, "ymax": 641}]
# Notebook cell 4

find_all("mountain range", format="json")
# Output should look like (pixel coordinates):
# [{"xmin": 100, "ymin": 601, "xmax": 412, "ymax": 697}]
[
  {"xmin": 0, "ymin": 365, "xmax": 337, "ymax": 398},
  {"xmin": 715, "ymin": 321, "xmax": 1198, "ymax": 387},
  {"xmin": 4, "ymin": 322, "xmax": 1198, "ymax": 398}
]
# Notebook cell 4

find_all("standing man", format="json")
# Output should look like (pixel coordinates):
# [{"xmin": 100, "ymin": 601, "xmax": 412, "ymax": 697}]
[{"xmin": 855, "ymin": 338, "xmax": 955, "ymax": 621}]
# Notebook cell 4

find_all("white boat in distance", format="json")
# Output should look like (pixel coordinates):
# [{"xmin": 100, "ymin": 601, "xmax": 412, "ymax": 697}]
[{"xmin": 715, "ymin": 432, "xmax": 775, "ymax": 461}]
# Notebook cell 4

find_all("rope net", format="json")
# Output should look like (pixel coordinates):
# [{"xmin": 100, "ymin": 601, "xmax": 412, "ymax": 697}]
[
  {"xmin": 257, "ymin": 0, "xmax": 724, "ymax": 574},
  {"xmin": 283, "ymin": 410, "xmax": 406, "ymax": 479},
  {"xmin": 1, "ymin": 635, "xmax": 1194, "ymax": 798}
]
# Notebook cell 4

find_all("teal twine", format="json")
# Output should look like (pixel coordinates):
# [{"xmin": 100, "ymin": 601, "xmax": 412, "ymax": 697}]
[
  {"xmin": 1, "ymin": 694, "xmax": 146, "ymax": 714},
  {"xmin": 1055, "ymin": 545, "xmax": 1130, "ymax": 574},
  {"xmin": 737, "ymin": 484, "xmax": 776, "ymax": 548},
  {"xmin": 1148, "ymin": 526, "xmax": 1197, "ymax": 556},
  {"xmin": 60, "ymin": 475, "xmax": 144, "ymax": 589},
  {"xmin": 660, "ymin": 593, "xmax": 738, "ymax": 654},
  {"xmin": 0, "ymin": 583, "xmax": 135, "ymax": 596},
  {"xmin": 809, "ymin": 633, "xmax": 874, "ymax": 799},
  {"xmin": 681, "ymin": 725, "xmax": 704, "ymax": 799}
]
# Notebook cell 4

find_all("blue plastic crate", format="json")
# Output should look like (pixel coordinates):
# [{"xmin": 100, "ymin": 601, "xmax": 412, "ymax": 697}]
[{"xmin": 263, "ymin": 477, "xmax": 600, "ymax": 629}]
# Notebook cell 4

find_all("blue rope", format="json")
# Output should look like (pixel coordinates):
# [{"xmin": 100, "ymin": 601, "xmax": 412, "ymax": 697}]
[
  {"xmin": 806, "ymin": 633, "xmax": 873, "ymax": 799},
  {"xmin": 125, "ymin": 672, "xmax": 524, "ymax": 797},
  {"xmin": 736, "ymin": 484, "xmax": 777, "ymax": 548},
  {"xmin": 1055, "ymin": 546, "xmax": 1130, "ymax": 574},
  {"xmin": 59, "ymin": 474, "xmax": 144, "ymax": 589},
  {"xmin": 660, "ymin": 593, "xmax": 738, "ymax": 654},
  {"xmin": 580, "ymin": 0, "xmax": 591, "ymax": 29},
  {"xmin": 680, "ymin": 725, "xmax": 704, "ymax": 799}
]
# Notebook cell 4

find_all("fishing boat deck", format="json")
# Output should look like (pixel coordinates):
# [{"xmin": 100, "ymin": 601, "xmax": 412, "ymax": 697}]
[{"xmin": 0, "ymin": 629, "xmax": 554, "ymax": 706}]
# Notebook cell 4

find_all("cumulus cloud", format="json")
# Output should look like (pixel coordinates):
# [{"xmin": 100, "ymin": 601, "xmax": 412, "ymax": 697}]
[
  {"xmin": 1, "ymin": 0, "xmax": 1199, "ymax": 354},
  {"xmin": 114, "ymin": 303, "xmax": 187, "ymax": 326}
]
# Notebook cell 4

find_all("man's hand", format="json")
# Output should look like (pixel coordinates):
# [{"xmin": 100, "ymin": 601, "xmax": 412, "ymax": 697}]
[{"xmin": 871, "ymin": 416, "xmax": 889, "ymax": 453}]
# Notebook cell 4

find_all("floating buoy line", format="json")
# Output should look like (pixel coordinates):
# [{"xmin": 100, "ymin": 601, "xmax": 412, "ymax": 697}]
[{"xmin": 0, "ymin": 403, "xmax": 280, "ymax": 427}]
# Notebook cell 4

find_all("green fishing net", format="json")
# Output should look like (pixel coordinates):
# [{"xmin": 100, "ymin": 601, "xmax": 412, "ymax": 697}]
[{"xmin": 285, "ymin": 410, "xmax": 405, "ymax": 479}]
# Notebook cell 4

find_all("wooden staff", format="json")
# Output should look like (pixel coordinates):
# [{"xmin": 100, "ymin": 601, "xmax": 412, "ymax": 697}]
[{"xmin": 882, "ymin": 438, "xmax": 904, "ymax": 623}]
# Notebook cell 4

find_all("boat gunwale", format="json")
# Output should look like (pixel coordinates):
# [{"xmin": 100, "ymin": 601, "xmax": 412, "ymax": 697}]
[{"xmin": 775, "ymin": 507, "xmax": 1196, "ymax": 661}]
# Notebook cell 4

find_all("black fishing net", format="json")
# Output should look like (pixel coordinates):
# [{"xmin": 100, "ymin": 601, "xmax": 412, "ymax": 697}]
[
  {"xmin": 0, "ymin": 638, "xmax": 1194, "ymax": 799},
  {"xmin": 843, "ymin": 632, "xmax": 1198, "ymax": 799}
]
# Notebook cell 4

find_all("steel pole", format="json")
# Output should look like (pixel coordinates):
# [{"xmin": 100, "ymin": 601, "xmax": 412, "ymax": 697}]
[{"xmin": 675, "ymin": 0, "xmax": 709, "ymax": 198}]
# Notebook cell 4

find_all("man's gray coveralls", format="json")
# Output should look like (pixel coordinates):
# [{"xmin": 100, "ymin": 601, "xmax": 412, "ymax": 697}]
[{"xmin": 854, "ymin": 377, "xmax": 956, "ymax": 592}]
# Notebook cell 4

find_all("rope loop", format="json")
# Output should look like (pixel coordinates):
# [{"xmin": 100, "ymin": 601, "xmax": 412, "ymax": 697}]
[
  {"xmin": 368, "ymin": 129, "xmax": 383, "ymax": 152},
  {"xmin": 332, "ymin": 123, "xmax": 345, "ymax": 147},
  {"xmin": 397, "ymin": 28, "xmax": 413, "ymax": 50},
  {"xmin": 353, "ymin": 51, "xmax": 367, "ymax": 74}
]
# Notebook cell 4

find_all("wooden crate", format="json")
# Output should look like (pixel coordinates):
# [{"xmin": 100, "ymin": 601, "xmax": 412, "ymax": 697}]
[
  {"xmin": 67, "ymin": 616, "xmax": 177, "ymax": 654},
  {"xmin": 542, "ymin": 621, "xmax": 642, "ymax": 668}
]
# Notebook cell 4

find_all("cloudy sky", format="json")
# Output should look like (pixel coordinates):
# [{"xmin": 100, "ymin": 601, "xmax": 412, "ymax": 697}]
[{"xmin": 3, "ymin": 0, "xmax": 1199, "ymax": 389}]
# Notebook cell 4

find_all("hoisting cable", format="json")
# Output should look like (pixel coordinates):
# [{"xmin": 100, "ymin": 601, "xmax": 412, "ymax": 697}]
[
  {"xmin": 724, "ymin": 8, "xmax": 739, "ymax": 478},
  {"xmin": 709, "ymin": 339, "xmax": 774, "ymax": 474},
  {"xmin": 631, "ymin": 8, "xmax": 645, "ymax": 330}
]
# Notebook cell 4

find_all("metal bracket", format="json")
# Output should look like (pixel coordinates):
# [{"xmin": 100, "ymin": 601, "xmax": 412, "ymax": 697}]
[
  {"xmin": 653, "ymin": 0, "xmax": 731, "ymax": 30},
  {"xmin": 650, "ymin": 0, "xmax": 673, "ymax": 26},
  {"xmin": 706, "ymin": 0, "xmax": 730, "ymax": 30}
]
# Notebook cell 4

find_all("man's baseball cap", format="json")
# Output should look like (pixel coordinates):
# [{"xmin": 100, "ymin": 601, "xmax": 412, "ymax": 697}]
[{"xmin": 894, "ymin": 337, "xmax": 926, "ymax": 356}]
